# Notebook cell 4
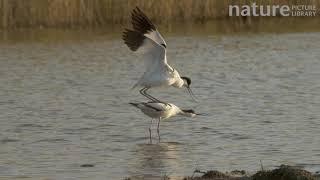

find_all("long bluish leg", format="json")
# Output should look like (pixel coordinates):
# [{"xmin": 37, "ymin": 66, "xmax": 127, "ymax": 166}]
[
  {"xmin": 140, "ymin": 87, "xmax": 158, "ymax": 102},
  {"xmin": 157, "ymin": 117, "xmax": 161, "ymax": 142},
  {"xmin": 143, "ymin": 88, "xmax": 158, "ymax": 102},
  {"xmin": 140, "ymin": 88, "xmax": 168, "ymax": 105},
  {"xmin": 143, "ymin": 88, "xmax": 165, "ymax": 103},
  {"xmin": 139, "ymin": 87, "xmax": 147, "ymax": 98},
  {"xmin": 149, "ymin": 118, "xmax": 152, "ymax": 144},
  {"xmin": 149, "ymin": 127, "xmax": 152, "ymax": 144}
]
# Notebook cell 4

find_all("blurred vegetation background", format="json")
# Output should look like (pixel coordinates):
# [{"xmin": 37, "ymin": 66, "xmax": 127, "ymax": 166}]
[{"xmin": 0, "ymin": 0, "xmax": 319, "ymax": 29}]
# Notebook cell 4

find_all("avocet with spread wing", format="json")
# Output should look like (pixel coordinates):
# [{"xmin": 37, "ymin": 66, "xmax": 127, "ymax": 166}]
[{"xmin": 123, "ymin": 7, "xmax": 196, "ymax": 102}]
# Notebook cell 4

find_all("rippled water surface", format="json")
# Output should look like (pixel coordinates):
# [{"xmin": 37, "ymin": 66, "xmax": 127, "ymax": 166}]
[{"xmin": 0, "ymin": 20, "xmax": 320, "ymax": 179}]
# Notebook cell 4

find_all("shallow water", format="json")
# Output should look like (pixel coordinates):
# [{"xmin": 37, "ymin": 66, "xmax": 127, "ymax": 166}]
[{"xmin": 0, "ymin": 20, "xmax": 320, "ymax": 179}]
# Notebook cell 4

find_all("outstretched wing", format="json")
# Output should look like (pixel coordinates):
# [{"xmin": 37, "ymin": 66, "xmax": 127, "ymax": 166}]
[
  {"xmin": 122, "ymin": 7, "xmax": 167, "ymax": 72},
  {"xmin": 131, "ymin": 7, "xmax": 167, "ymax": 47},
  {"xmin": 123, "ymin": 29, "xmax": 165, "ymax": 71}
]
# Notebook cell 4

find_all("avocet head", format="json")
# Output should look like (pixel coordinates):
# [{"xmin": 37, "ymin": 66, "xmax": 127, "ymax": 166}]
[
  {"xmin": 181, "ymin": 76, "xmax": 197, "ymax": 101},
  {"xmin": 181, "ymin": 109, "xmax": 203, "ymax": 117},
  {"xmin": 181, "ymin": 76, "xmax": 191, "ymax": 87}
]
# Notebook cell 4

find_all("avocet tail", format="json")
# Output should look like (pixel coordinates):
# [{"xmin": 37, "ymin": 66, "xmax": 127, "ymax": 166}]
[{"xmin": 129, "ymin": 102, "xmax": 140, "ymax": 108}]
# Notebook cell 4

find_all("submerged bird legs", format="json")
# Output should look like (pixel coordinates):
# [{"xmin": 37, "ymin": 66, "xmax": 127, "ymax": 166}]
[
  {"xmin": 148, "ymin": 117, "xmax": 161, "ymax": 143},
  {"xmin": 149, "ymin": 119, "xmax": 152, "ymax": 144},
  {"xmin": 157, "ymin": 117, "xmax": 161, "ymax": 142}
]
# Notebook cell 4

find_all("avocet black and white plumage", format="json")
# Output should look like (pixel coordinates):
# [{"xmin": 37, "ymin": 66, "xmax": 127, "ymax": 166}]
[
  {"xmin": 129, "ymin": 101, "xmax": 200, "ymax": 143},
  {"xmin": 123, "ymin": 7, "xmax": 196, "ymax": 102}
]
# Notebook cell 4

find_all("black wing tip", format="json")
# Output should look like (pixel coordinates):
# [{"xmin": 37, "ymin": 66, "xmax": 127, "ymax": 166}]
[
  {"xmin": 130, "ymin": 6, "xmax": 156, "ymax": 34},
  {"xmin": 122, "ymin": 29, "xmax": 145, "ymax": 51},
  {"xmin": 134, "ymin": 6, "xmax": 141, "ymax": 11},
  {"xmin": 132, "ymin": 6, "xmax": 143, "ymax": 17},
  {"xmin": 132, "ymin": 6, "xmax": 141, "ymax": 14},
  {"xmin": 123, "ymin": 7, "xmax": 156, "ymax": 51},
  {"xmin": 129, "ymin": 102, "xmax": 139, "ymax": 107},
  {"xmin": 122, "ymin": 28, "xmax": 132, "ymax": 38}
]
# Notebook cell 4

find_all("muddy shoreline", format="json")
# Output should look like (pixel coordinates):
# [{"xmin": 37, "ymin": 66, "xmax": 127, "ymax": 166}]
[{"xmin": 125, "ymin": 165, "xmax": 320, "ymax": 180}]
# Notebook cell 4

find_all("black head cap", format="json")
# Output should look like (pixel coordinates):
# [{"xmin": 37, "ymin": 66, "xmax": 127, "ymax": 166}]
[
  {"xmin": 181, "ymin": 76, "xmax": 191, "ymax": 86},
  {"xmin": 161, "ymin": 43, "xmax": 167, "ymax": 48},
  {"xmin": 182, "ymin": 109, "xmax": 195, "ymax": 114}
]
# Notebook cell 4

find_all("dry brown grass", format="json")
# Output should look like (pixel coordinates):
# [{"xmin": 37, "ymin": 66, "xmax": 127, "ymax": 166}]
[{"xmin": 0, "ymin": 0, "xmax": 319, "ymax": 29}]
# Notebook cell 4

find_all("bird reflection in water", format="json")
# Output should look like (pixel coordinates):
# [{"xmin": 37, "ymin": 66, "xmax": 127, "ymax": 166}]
[{"xmin": 127, "ymin": 142, "xmax": 183, "ymax": 180}]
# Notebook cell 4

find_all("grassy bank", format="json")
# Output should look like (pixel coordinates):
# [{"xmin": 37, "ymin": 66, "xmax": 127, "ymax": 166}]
[{"xmin": 0, "ymin": 0, "xmax": 319, "ymax": 29}]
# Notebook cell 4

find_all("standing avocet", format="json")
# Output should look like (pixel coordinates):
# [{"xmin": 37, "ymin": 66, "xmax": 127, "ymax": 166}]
[
  {"xmin": 129, "ymin": 101, "xmax": 200, "ymax": 143},
  {"xmin": 123, "ymin": 7, "xmax": 196, "ymax": 102}
]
